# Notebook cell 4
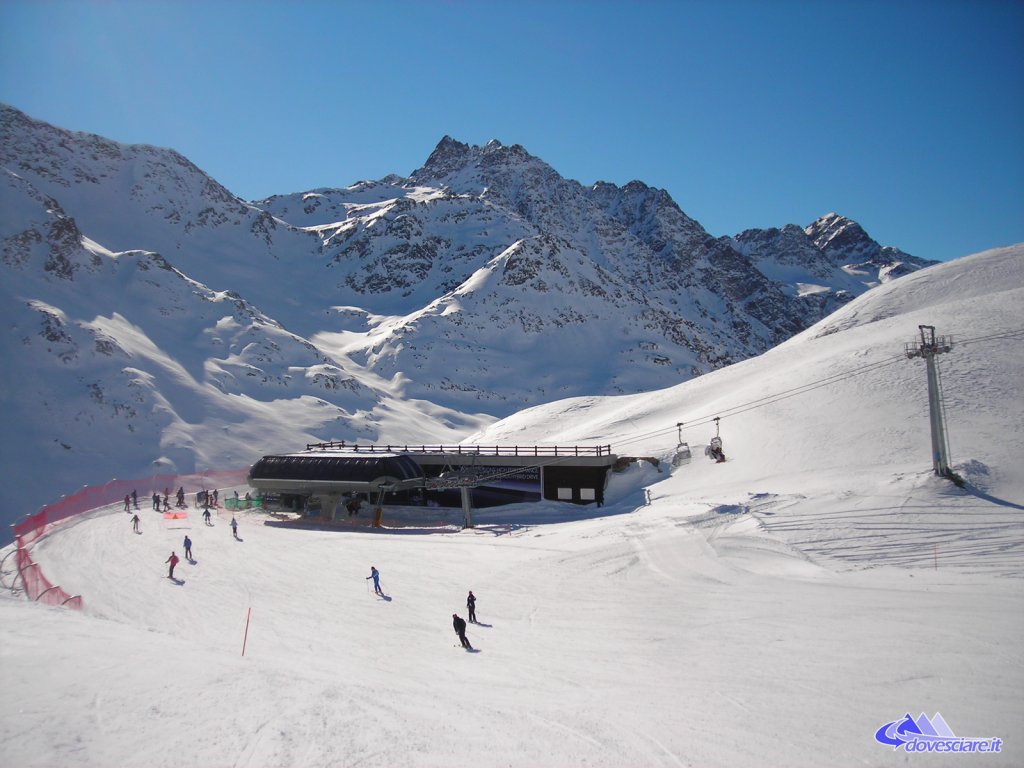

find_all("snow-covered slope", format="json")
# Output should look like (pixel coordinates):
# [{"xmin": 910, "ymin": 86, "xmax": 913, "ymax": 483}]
[
  {"xmin": 472, "ymin": 246, "xmax": 1024, "ymax": 503},
  {"xmin": 0, "ymin": 168, "xmax": 491, "ymax": 526},
  {"xmin": 1, "ymin": 247, "xmax": 1020, "ymax": 768},
  {"xmin": 0, "ymin": 106, "xmax": 325, "ymax": 332}
]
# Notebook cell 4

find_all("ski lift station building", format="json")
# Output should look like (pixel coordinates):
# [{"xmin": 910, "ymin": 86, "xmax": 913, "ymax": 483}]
[{"xmin": 248, "ymin": 441, "xmax": 619, "ymax": 518}]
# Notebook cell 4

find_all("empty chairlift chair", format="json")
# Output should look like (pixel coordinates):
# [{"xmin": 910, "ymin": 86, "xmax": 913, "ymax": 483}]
[{"xmin": 671, "ymin": 423, "xmax": 692, "ymax": 467}]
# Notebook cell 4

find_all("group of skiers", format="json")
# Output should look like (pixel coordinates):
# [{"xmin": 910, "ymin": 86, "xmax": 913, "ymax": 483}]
[
  {"xmin": 123, "ymin": 486, "xmax": 233, "ymax": 515},
  {"xmin": 140, "ymin": 493, "xmax": 485, "ymax": 653},
  {"xmin": 162, "ymin": 519, "xmax": 238, "ymax": 579},
  {"xmin": 129, "ymin": 483, "xmax": 237, "ymax": 531},
  {"xmin": 366, "ymin": 566, "xmax": 481, "ymax": 650},
  {"xmin": 453, "ymin": 589, "xmax": 478, "ymax": 649},
  {"xmin": 164, "ymin": 535, "xmax": 195, "ymax": 579},
  {"xmin": 125, "ymin": 486, "xmax": 241, "ymax": 578},
  {"xmin": 132, "ymin": 487, "xmax": 224, "ymax": 514}
]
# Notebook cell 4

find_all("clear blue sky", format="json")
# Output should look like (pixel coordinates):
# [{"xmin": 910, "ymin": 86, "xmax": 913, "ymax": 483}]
[{"xmin": 2, "ymin": 0, "xmax": 1021, "ymax": 261}]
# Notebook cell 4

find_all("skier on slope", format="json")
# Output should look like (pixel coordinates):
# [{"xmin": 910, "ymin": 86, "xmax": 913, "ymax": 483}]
[
  {"xmin": 467, "ymin": 590, "xmax": 477, "ymax": 623},
  {"xmin": 230, "ymin": 516, "xmax": 239, "ymax": 540},
  {"xmin": 183, "ymin": 535, "xmax": 193, "ymax": 561},
  {"xmin": 165, "ymin": 551, "xmax": 179, "ymax": 579},
  {"xmin": 366, "ymin": 566, "xmax": 383, "ymax": 596},
  {"xmin": 131, "ymin": 513, "xmax": 140, "ymax": 533},
  {"xmin": 453, "ymin": 613, "xmax": 472, "ymax": 650}
]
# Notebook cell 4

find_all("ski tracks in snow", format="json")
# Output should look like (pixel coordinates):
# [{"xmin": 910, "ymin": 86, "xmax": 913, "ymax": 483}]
[{"xmin": 747, "ymin": 481, "xmax": 1024, "ymax": 576}]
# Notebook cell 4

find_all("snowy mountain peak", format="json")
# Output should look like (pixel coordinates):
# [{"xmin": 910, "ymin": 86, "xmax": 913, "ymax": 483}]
[
  {"xmin": 0, "ymin": 104, "xmax": 942, "ymax": 525},
  {"xmin": 806, "ymin": 212, "xmax": 872, "ymax": 255},
  {"xmin": 417, "ymin": 135, "xmax": 473, "ymax": 180},
  {"xmin": 804, "ymin": 212, "xmax": 930, "ymax": 279},
  {"xmin": 410, "ymin": 135, "xmax": 557, "ymax": 195}
]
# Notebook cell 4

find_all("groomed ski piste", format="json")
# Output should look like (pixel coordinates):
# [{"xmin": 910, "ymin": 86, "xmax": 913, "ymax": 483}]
[{"xmin": 2, "ymin": 246, "xmax": 1022, "ymax": 767}]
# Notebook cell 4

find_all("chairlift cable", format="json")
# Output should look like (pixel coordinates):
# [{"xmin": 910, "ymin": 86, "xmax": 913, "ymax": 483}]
[
  {"xmin": 460, "ymin": 328, "xmax": 1024, "ymax": 481},
  {"xmin": 611, "ymin": 354, "xmax": 906, "ymax": 452},
  {"xmin": 956, "ymin": 328, "xmax": 1024, "ymax": 346},
  {"xmin": 615, "ymin": 328, "xmax": 1023, "ymax": 453}
]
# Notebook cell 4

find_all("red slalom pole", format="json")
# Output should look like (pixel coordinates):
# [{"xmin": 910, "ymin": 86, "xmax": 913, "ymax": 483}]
[{"xmin": 242, "ymin": 607, "xmax": 252, "ymax": 656}]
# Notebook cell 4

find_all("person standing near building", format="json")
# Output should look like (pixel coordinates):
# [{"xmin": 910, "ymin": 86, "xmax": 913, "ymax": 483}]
[
  {"xmin": 467, "ymin": 590, "xmax": 477, "ymax": 623},
  {"xmin": 452, "ymin": 613, "xmax": 472, "ymax": 650},
  {"xmin": 165, "ymin": 551, "xmax": 179, "ymax": 579}
]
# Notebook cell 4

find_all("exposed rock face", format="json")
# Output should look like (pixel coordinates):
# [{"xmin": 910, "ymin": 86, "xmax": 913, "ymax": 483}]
[{"xmin": 0, "ymin": 102, "xmax": 938, "ymax": 518}]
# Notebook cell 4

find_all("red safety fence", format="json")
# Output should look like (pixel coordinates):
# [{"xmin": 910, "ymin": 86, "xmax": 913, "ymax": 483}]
[
  {"xmin": 10, "ymin": 468, "xmax": 251, "ymax": 609},
  {"xmin": 14, "ymin": 546, "xmax": 82, "ymax": 609}
]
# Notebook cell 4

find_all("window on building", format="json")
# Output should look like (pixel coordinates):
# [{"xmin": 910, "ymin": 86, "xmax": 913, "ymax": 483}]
[
  {"xmin": 557, "ymin": 487, "xmax": 573, "ymax": 500},
  {"xmin": 580, "ymin": 488, "xmax": 595, "ymax": 501}
]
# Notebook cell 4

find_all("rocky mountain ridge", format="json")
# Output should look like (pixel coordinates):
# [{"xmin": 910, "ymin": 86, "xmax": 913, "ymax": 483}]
[{"xmin": 0, "ymin": 103, "xmax": 935, "ymax": 518}]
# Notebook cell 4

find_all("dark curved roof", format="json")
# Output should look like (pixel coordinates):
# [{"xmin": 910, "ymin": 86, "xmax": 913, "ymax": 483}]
[{"xmin": 249, "ymin": 453, "xmax": 424, "ymax": 484}]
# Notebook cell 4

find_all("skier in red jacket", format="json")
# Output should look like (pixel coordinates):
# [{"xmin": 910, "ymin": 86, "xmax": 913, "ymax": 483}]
[{"xmin": 165, "ymin": 551, "xmax": 180, "ymax": 579}]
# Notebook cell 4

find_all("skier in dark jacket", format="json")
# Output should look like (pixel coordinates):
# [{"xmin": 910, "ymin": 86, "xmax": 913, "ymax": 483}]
[
  {"xmin": 453, "ymin": 613, "xmax": 472, "ymax": 649},
  {"xmin": 131, "ymin": 513, "xmax": 140, "ymax": 533},
  {"xmin": 467, "ymin": 590, "xmax": 477, "ymax": 623},
  {"xmin": 183, "ymin": 535, "xmax": 193, "ymax": 560}
]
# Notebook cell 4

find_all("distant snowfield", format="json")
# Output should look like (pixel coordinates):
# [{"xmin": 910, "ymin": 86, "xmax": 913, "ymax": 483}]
[{"xmin": 2, "ymin": 246, "xmax": 1022, "ymax": 767}]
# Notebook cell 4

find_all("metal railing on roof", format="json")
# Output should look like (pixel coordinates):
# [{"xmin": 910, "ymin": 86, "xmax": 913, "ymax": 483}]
[{"xmin": 304, "ymin": 440, "xmax": 613, "ymax": 457}]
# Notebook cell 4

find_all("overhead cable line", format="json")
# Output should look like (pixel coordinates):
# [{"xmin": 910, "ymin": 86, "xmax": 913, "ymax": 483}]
[
  {"xmin": 956, "ymin": 328, "xmax": 1024, "ymax": 346},
  {"xmin": 610, "ymin": 355, "xmax": 907, "ymax": 452},
  {"xmin": 453, "ymin": 327, "xmax": 1024, "ymax": 484},
  {"xmin": 614, "ymin": 327, "xmax": 1024, "ymax": 453}
]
